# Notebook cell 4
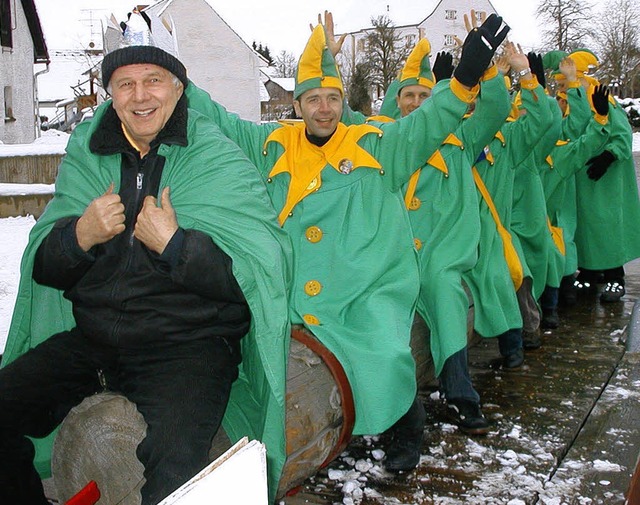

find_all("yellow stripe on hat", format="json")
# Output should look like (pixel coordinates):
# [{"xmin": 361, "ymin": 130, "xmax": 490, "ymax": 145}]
[{"xmin": 295, "ymin": 24, "xmax": 344, "ymax": 99}]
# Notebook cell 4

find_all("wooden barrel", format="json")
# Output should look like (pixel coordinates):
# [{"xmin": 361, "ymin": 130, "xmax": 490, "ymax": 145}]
[
  {"xmin": 410, "ymin": 295, "xmax": 476, "ymax": 390},
  {"xmin": 51, "ymin": 326, "xmax": 355, "ymax": 503}
]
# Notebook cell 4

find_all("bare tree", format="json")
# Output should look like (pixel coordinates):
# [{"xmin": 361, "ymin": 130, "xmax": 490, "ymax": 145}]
[
  {"xmin": 364, "ymin": 15, "xmax": 411, "ymax": 96},
  {"xmin": 347, "ymin": 62, "xmax": 373, "ymax": 115},
  {"xmin": 592, "ymin": 0, "xmax": 640, "ymax": 97},
  {"xmin": 273, "ymin": 50, "xmax": 297, "ymax": 78},
  {"xmin": 536, "ymin": 0, "xmax": 594, "ymax": 51}
]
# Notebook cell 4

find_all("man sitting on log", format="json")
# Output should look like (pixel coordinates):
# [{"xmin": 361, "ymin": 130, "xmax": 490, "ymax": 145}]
[
  {"xmin": 186, "ymin": 11, "xmax": 508, "ymax": 473},
  {"xmin": 0, "ymin": 11, "xmax": 291, "ymax": 505}
]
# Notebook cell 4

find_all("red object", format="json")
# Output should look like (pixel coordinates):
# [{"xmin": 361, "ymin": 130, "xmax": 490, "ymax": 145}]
[{"xmin": 65, "ymin": 480, "xmax": 101, "ymax": 505}]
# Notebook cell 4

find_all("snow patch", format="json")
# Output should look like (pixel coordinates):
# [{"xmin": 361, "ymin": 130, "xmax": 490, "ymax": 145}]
[{"xmin": 0, "ymin": 216, "xmax": 36, "ymax": 353}]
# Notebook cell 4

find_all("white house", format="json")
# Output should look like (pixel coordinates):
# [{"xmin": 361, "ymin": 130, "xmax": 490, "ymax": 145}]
[
  {"xmin": 338, "ymin": 0, "xmax": 499, "ymax": 98},
  {"xmin": 0, "ymin": 0, "xmax": 48, "ymax": 143},
  {"xmin": 143, "ymin": 0, "xmax": 266, "ymax": 122},
  {"xmin": 37, "ymin": 50, "xmax": 101, "ymax": 131}
]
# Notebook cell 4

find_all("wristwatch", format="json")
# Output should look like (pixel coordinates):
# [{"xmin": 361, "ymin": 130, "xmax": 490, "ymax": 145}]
[{"xmin": 518, "ymin": 68, "xmax": 531, "ymax": 77}]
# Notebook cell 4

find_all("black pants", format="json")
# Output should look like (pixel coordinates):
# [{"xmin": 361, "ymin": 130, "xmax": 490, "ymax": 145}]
[{"xmin": 0, "ymin": 328, "xmax": 240, "ymax": 505}]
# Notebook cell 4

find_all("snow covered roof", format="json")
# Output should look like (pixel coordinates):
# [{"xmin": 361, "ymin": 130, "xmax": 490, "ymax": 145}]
[{"xmin": 270, "ymin": 77, "xmax": 295, "ymax": 92}]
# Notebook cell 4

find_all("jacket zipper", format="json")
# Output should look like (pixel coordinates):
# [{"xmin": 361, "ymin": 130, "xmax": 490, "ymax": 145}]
[
  {"xmin": 113, "ymin": 154, "xmax": 147, "ymax": 342},
  {"xmin": 129, "ymin": 161, "xmax": 146, "ymax": 246}
]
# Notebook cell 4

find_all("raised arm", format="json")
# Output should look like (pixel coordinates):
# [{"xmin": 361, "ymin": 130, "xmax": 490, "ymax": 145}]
[
  {"xmin": 551, "ymin": 85, "xmax": 611, "ymax": 181},
  {"xmin": 501, "ymin": 42, "xmax": 552, "ymax": 167},
  {"xmin": 457, "ymin": 65, "xmax": 511, "ymax": 158},
  {"xmin": 559, "ymin": 58, "xmax": 592, "ymax": 139},
  {"xmin": 185, "ymin": 82, "xmax": 278, "ymax": 172},
  {"xmin": 374, "ymin": 13, "xmax": 510, "ymax": 189}
]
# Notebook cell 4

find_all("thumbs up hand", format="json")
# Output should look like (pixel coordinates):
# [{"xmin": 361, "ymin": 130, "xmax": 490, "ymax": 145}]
[{"xmin": 134, "ymin": 186, "xmax": 179, "ymax": 254}]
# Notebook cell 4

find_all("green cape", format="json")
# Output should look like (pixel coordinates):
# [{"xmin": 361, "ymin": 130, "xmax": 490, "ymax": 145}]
[{"xmin": 1, "ymin": 101, "xmax": 292, "ymax": 502}]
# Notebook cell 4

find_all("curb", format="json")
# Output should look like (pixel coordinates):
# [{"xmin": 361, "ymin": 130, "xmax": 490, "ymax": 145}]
[{"xmin": 627, "ymin": 300, "xmax": 640, "ymax": 353}]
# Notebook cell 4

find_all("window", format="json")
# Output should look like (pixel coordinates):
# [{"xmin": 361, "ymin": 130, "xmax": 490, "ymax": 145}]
[
  {"xmin": 475, "ymin": 11, "xmax": 485, "ymax": 23},
  {"xmin": 445, "ymin": 10, "xmax": 457, "ymax": 20},
  {"xmin": 357, "ymin": 38, "xmax": 366, "ymax": 52},
  {"xmin": 4, "ymin": 86, "xmax": 14, "ymax": 120},
  {"xmin": 0, "ymin": 0, "xmax": 12, "ymax": 48},
  {"xmin": 444, "ymin": 34, "xmax": 456, "ymax": 47},
  {"xmin": 405, "ymin": 34, "xmax": 416, "ymax": 47}
]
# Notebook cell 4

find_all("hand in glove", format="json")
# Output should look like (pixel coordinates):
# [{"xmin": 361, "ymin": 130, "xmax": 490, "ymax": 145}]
[
  {"xmin": 454, "ymin": 13, "xmax": 510, "ymax": 87},
  {"xmin": 433, "ymin": 51, "xmax": 454, "ymax": 82},
  {"xmin": 591, "ymin": 84, "xmax": 610, "ymax": 116},
  {"xmin": 527, "ymin": 52, "xmax": 546, "ymax": 89},
  {"xmin": 586, "ymin": 150, "xmax": 615, "ymax": 181}
]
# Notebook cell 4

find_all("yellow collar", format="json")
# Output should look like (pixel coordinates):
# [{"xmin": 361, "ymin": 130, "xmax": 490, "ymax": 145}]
[
  {"xmin": 403, "ymin": 133, "xmax": 462, "ymax": 207},
  {"xmin": 265, "ymin": 122, "xmax": 382, "ymax": 225}
]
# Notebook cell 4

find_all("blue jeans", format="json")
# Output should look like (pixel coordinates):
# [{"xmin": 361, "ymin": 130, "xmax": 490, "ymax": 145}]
[
  {"xmin": 438, "ymin": 347, "xmax": 480, "ymax": 404},
  {"xmin": 540, "ymin": 286, "xmax": 559, "ymax": 311},
  {"xmin": 0, "ymin": 328, "xmax": 240, "ymax": 505}
]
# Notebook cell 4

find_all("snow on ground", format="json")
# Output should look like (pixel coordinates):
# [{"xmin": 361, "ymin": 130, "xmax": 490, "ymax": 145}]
[
  {"xmin": 0, "ymin": 215, "xmax": 35, "ymax": 353},
  {"xmin": 0, "ymin": 129, "xmax": 68, "ymax": 157},
  {"xmin": 0, "ymin": 129, "xmax": 637, "ymax": 504}
]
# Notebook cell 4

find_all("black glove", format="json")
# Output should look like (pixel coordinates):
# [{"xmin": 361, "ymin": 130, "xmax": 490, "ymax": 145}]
[
  {"xmin": 433, "ymin": 51, "xmax": 454, "ymax": 82},
  {"xmin": 586, "ymin": 150, "xmax": 615, "ymax": 181},
  {"xmin": 454, "ymin": 14, "xmax": 510, "ymax": 87},
  {"xmin": 527, "ymin": 52, "xmax": 546, "ymax": 89},
  {"xmin": 591, "ymin": 84, "xmax": 610, "ymax": 116}
]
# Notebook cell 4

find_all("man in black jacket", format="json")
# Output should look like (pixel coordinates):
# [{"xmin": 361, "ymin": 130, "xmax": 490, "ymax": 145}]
[{"xmin": 0, "ymin": 30, "xmax": 290, "ymax": 505}]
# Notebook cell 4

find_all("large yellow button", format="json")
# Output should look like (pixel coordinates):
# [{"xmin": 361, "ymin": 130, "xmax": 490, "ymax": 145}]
[
  {"xmin": 408, "ymin": 197, "xmax": 421, "ymax": 210},
  {"xmin": 305, "ymin": 226, "xmax": 323, "ymax": 243},
  {"xmin": 303, "ymin": 314, "xmax": 320, "ymax": 325},
  {"xmin": 304, "ymin": 280, "xmax": 322, "ymax": 296},
  {"xmin": 307, "ymin": 178, "xmax": 318, "ymax": 190},
  {"xmin": 414, "ymin": 238, "xmax": 423, "ymax": 250}
]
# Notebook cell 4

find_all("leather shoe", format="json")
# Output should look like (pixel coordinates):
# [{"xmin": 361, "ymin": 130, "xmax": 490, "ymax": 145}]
[
  {"xmin": 600, "ymin": 281, "xmax": 625, "ymax": 303},
  {"xmin": 523, "ymin": 329, "xmax": 541, "ymax": 350},
  {"xmin": 503, "ymin": 348, "xmax": 525, "ymax": 368},
  {"xmin": 446, "ymin": 399, "xmax": 490, "ymax": 435},
  {"xmin": 541, "ymin": 309, "xmax": 559, "ymax": 329}
]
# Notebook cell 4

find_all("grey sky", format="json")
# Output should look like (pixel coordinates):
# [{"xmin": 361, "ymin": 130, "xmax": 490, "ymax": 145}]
[{"xmin": 34, "ymin": 0, "xmax": 544, "ymax": 56}]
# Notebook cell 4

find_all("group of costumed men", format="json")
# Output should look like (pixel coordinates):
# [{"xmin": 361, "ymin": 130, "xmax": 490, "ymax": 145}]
[
  {"xmin": 350, "ymin": 16, "xmax": 640, "ymax": 443},
  {"xmin": 322, "ymin": 6, "xmax": 640, "ymax": 468},
  {"xmin": 2, "ymin": 7, "xmax": 639, "ymax": 504}
]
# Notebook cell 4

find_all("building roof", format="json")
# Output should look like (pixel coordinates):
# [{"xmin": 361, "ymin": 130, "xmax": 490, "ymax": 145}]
[
  {"xmin": 21, "ymin": 0, "xmax": 49, "ymax": 64},
  {"xmin": 270, "ymin": 77, "xmax": 295, "ymax": 92}
]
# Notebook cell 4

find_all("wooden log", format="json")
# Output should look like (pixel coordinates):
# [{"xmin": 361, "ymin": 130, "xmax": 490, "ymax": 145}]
[
  {"xmin": 52, "ymin": 327, "xmax": 355, "ymax": 504},
  {"xmin": 51, "ymin": 296, "xmax": 473, "ymax": 503}
]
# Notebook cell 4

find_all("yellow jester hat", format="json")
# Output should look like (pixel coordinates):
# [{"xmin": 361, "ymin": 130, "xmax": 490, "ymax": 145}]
[
  {"xmin": 398, "ymin": 38, "xmax": 435, "ymax": 92},
  {"xmin": 294, "ymin": 24, "xmax": 344, "ymax": 99}
]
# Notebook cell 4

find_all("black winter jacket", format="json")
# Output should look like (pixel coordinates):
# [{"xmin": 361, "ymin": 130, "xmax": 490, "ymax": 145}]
[{"xmin": 33, "ymin": 96, "xmax": 250, "ymax": 349}]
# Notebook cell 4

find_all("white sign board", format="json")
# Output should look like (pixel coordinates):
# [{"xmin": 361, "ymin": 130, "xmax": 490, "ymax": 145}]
[{"xmin": 158, "ymin": 437, "xmax": 268, "ymax": 505}]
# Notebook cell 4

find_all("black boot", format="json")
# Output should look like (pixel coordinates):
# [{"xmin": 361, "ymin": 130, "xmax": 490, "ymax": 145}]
[
  {"xmin": 446, "ymin": 398, "xmax": 490, "ymax": 435},
  {"xmin": 559, "ymin": 275, "xmax": 577, "ymax": 307},
  {"xmin": 384, "ymin": 397, "xmax": 426, "ymax": 472},
  {"xmin": 541, "ymin": 308, "xmax": 559, "ymax": 329}
]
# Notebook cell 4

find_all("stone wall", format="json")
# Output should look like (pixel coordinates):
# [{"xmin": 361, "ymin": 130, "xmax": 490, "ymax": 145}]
[{"xmin": 0, "ymin": 154, "xmax": 61, "ymax": 217}]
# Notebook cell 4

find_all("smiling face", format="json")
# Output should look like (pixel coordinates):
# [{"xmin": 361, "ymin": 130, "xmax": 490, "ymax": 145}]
[
  {"xmin": 109, "ymin": 63, "xmax": 183, "ymax": 155},
  {"xmin": 396, "ymin": 84, "xmax": 432, "ymax": 118},
  {"xmin": 293, "ymin": 87, "xmax": 343, "ymax": 138},
  {"xmin": 556, "ymin": 96, "xmax": 568, "ymax": 115}
]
